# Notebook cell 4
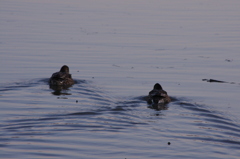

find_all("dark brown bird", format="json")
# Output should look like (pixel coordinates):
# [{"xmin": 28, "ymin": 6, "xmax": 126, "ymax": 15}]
[
  {"xmin": 49, "ymin": 65, "xmax": 74, "ymax": 86},
  {"xmin": 148, "ymin": 83, "xmax": 171, "ymax": 105}
]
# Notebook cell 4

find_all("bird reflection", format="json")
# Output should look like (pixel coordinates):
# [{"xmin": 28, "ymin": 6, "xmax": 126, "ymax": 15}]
[{"xmin": 49, "ymin": 85, "xmax": 72, "ymax": 96}]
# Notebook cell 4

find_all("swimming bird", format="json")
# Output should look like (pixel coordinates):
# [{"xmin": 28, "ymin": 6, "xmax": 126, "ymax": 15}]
[
  {"xmin": 148, "ymin": 83, "xmax": 171, "ymax": 105},
  {"xmin": 49, "ymin": 65, "xmax": 74, "ymax": 86}
]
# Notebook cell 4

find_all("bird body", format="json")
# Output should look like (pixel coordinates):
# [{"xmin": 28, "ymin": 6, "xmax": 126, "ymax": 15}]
[
  {"xmin": 49, "ymin": 65, "xmax": 74, "ymax": 86},
  {"xmin": 148, "ymin": 83, "xmax": 171, "ymax": 105}
]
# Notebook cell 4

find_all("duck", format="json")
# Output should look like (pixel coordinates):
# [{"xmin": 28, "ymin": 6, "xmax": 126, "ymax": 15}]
[
  {"xmin": 148, "ymin": 83, "xmax": 171, "ymax": 105},
  {"xmin": 49, "ymin": 65, "xmax": 74, "ymax": 86}
]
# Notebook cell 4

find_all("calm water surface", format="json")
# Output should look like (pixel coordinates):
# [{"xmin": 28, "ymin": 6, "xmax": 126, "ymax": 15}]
[{"xmin": 1, "ymin": 0, "xmax": 240, "ymax": 158}]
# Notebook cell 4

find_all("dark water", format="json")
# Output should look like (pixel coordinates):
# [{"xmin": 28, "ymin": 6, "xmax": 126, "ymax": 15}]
[{"xmin": 1, "ymin": 0, "xmax": 240, "ymax": 158}]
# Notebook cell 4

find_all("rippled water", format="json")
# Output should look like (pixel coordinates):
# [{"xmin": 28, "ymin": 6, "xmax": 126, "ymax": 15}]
[
  {"xmin": 1, "ymin": 79, "xmax": 240, "ymax": 159},
  {"xmin": 1, "ymin": 0, "xmax": 240, "ymax": 158}
]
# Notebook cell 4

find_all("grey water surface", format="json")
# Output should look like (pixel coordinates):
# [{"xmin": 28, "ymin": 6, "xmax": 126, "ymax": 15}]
[{"xmin": 1, "ymin": 0, "xmax": 240, "ymax": 158}]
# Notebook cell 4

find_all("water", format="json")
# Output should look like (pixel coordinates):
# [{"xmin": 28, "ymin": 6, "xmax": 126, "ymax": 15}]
[{"xmin": 1, "ymin": 0, "xmax": 240, "ymax": 158}]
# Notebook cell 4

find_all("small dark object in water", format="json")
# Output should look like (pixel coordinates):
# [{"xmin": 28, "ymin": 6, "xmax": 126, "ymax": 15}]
[
  {"xmin": 49, "ymin": 65, "xmax": 74, "ymax": 86},
  {"xmin": 225, "ymin": 59, "xmax": 233, "ymax": 62},
  {"xmin": 202, "ymin": 79, "xmax": 227, "ymax": 83},
  {"xmin": 168, "ymin": 142, "xmax": 171, "ymax": 145},
  {"xmin": 148, "ymin": 83, "xmax": 171, "ymax": 105},
  {"xmin": 76, "ymin": 100, "xmax": 78, "ymax": 103},
  {"xmin": 202, "ymin": 79, "xmax": 238, "ymax": 85}
]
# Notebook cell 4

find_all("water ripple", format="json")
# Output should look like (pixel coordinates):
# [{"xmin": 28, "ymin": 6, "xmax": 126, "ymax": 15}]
[{"xmin": 0, "ymin": 79, "xmax": 240, "ymax": 158}]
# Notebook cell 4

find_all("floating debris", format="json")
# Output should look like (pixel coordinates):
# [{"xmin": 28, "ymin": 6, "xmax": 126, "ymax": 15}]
[
  {"xmin": 225, "ymin": 59, "xmax": 233, "ymax": 62},
  {"xmin": 202, "ymin": 79, "xmax": 227, "ymax": 83},
  {"xmin": 202, "ymin": 79, "xmax": 237, "ymax": 85}
]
